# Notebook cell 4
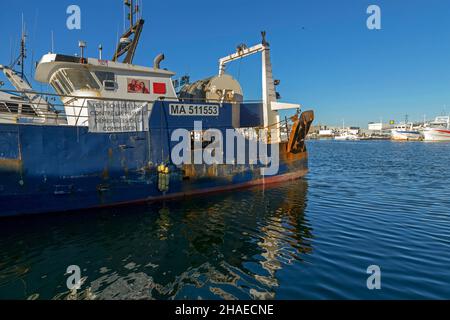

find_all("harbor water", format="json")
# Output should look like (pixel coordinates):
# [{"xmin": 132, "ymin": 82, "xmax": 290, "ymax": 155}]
[{"xmin": 1, "ymin": 140, "xmax": 450, "ymax": 299}]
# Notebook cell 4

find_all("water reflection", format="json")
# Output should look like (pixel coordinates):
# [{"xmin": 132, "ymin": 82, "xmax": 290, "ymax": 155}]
[{"xmin": 0, "ymin": 179, "xmax": 312, "ymax": 300}]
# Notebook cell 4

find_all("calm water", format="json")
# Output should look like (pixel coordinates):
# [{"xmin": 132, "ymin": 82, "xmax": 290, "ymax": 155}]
[{"xmin": 1, "ymin": 140, "xmax": 450, "ymax": 300}]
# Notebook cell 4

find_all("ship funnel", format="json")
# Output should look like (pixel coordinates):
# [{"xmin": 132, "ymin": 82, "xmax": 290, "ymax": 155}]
[{"xmin": 154, "ymin": 53, "xmax": 165, "ymax": 69}]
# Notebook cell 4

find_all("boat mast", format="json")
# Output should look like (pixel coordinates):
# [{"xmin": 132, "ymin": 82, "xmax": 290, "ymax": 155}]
[
  {"xmin": 404, "ymin": 114, "xmax": 411, "ymax": 130},
  {"xmin": 9, "ymin": 15, "xmax": 27, "ymax": 80},
  {"xmin": 20, "ymin": 27, "xmax": 26, "ymax": 78},
  {"xmin": 112, "ymin": 0, "xmax": 144, "ymax": 64}
]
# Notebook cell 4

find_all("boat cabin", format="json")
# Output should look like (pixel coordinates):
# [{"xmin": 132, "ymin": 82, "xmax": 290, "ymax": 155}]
[
  {"xmin": 35, "ymin": 54, "xmax": 178, "ymax": 126},
  {"xmin": 0, "ymin": 91, "xmax": 38, "ymax": 123},
  {"xmin": 427, "ymin": 116, "xmax": 450, "ymax": 129}
]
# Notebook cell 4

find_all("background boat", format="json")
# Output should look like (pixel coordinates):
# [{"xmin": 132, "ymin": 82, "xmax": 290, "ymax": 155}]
[
  {"xmin": 423, "ymin": 116, "xmax": 450, "ymax": 141},
  {"xmin": 391, "ymin": 123, "xmax": 421, "ymax": 141}
]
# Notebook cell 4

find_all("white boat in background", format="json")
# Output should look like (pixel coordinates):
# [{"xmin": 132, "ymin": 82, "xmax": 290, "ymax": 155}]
[
  {"xmin": 334, "ymin": 120, "xmax": 360, "ymax": 141},
  {"xmin": 318, "ymin": 129, "xmax": 334, "ymax": 138},
  {"xmin": 0, "ymin": 24, "xmax": 66, "ymax": 125},
  {"xmin": 334, "ymin": 131, "xmax": 360, "ymax": 141},
  {"xmin": 391, "ymin": 123, "xmax": 421, "ymax": 141},
  {"xmin": 423, "ymin": 116, "xmax": 450, "ymax": 141}
]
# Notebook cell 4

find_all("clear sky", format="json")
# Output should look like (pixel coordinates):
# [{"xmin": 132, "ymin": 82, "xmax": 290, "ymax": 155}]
[{"xmin": 1, "ymin": 0, "xmax": 450, "ymax": 127}]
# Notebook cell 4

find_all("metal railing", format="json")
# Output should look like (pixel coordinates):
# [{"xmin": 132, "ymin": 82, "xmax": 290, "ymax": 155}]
[{"xmin": 0, "ymin": 88, "xmax": 298, "ymax": 143}]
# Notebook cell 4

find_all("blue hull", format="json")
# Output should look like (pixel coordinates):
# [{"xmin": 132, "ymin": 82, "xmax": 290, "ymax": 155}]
[{"xmin": 0, "ymin": 101, "xmax": 311, "ymax": 217}]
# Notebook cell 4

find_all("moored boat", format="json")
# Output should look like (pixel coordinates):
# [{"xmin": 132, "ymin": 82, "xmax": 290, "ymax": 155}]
[
  {"xmin": 334, "ymin": 123, "xmax": 360, "ymax": 141},
  {"xmin": 391, "ymin": 123, "xmax": 421, "ymax": 141},
  {"xmin": 334, "ymin": 132, "xmax": 360, "ymax": 141},
  {"xmin": 0, "ymin": 18, "xmax": 67, "ymax": 126},
  {"xmin": 423, "ymin": 116, "xmax": 450, "ymax": 141},
  {"xmin": 0, "ymin": 2, "xmax": 314, "ymax": 217}
]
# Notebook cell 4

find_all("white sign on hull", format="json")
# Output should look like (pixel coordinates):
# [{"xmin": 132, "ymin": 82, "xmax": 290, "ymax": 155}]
[{"xmin": 88, "ymin": 100, "xmax": 149, "ymax": 133}]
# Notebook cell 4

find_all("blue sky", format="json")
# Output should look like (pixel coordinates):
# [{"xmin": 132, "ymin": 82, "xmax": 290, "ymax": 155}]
[{"xmin": 1, "ymin": 0, "xmax": 450, "ymax": 127}]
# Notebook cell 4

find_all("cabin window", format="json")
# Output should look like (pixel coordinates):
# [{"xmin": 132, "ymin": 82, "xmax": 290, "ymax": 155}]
[
  {"xmin": 50, "ymin": 68, "xmax": 99, "ymax": 96},
  {"xmin": 51, "ymin": 79, "xmax": 65, "ymax": 95},
  {"xmin": 94, "ymin": 71, "xmax": 116, "ymax": 90},
  {"xmin": 63, "ymin": 69, "xmax": 100, "ymax": 91},
  {"xmin": 21, "ymin": 104, "xmax": 37, "ymax": 116},
  {"xmin": 9, "ymin": 96, "xmax": 24, "ymax": 101},
  {"xmin": 95, "ymin": 71, "xmax": 115, "ymax": 84},
  {"xmin": 5, "ymin": 103, "xmax": 19, "ymax": 113},
  {"xmin": 0, "ymin": 103, "xmax": 9, "ymax": 113},
  {"xmin": 103, "ymin": 80, "xmax": 116, "ymax": 91},
  {"xmin": 51, "ymin": 72, "xmax": 73, "ymax": 95}
]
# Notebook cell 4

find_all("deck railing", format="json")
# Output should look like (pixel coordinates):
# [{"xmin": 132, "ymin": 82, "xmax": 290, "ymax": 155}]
[{"xmin": 0, "ymin": 88, "xmax": 298, "ymax": 143}]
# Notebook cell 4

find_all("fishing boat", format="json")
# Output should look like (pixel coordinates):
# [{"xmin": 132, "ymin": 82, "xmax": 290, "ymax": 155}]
[
  {"xmin": 334, "ymin": 120, "xmax": 360, "ymax": 141},
  {"xmin": 423, "ymin": 116, "xmax": 450, "ymax": 141},
  {"xmin": 390, "ymin": 123, "xmax": 421, "ymax": 141},
  {"xmin": 0, "ymin": 2, "xmax": 314, "ymax": 217},
  {"xmin": 334, "ymin": 132, "xmax": 360, "ymax": 141}
]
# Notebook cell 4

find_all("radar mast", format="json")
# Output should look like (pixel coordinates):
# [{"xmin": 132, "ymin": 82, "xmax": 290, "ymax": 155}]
[{"xmin": 112, "ymin": 0, "xmax": 144, "ymax": 64}]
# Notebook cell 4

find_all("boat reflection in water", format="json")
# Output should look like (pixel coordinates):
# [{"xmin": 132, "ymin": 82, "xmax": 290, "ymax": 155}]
[{"xmin": 0, "ymin": 179, "xmax": 312, "ymax": 300}]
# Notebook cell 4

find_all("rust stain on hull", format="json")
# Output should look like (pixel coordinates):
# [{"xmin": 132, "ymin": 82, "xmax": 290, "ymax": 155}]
[{"xmin": 0, "ymin": 159, "xmax": 22, "ymax": 172}]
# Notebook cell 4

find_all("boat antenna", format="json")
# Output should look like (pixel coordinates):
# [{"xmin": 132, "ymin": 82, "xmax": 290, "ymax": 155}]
[
  {"xmin": 123, "ymin": 2, "xmax": 126, "ymax": 32},
  {"xmin": 20, "ymin": 14, "xmax": 26, "ymax": 78},
  {"xmin": 51, "ymin": 30, "xmax": 54, "ymax": 53},
  {"xmin": 9, "ymin": 37, "xmax": 13, "ymax": 66},
  {"xmin": 30, "ymin": 49, "xmax": 34, "ymax": 79},
  {"xmin": 112, "ymin": 0, "xmax": 145, "ymax": 64},
  {"xmin": 9, "ymin": 14, "xmax": 28, "ymax": 80}
]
